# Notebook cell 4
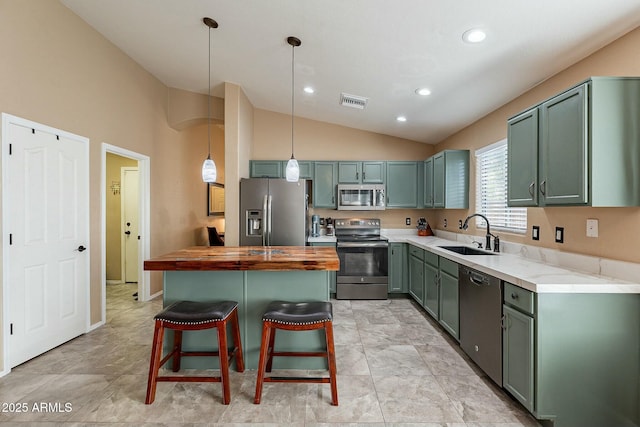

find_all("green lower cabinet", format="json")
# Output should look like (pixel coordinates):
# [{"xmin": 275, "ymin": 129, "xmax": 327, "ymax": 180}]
[
  {"xmin": 388, "ymin": 243, "xmax": 408, "ymax": 293},
  {"xmin": 438, "ymin": 258, "xmax": 459, "ymax": 340},
  {"xmin": 423, "ymin": 260, "xmax": 439, "ymax": 318},
  {"xmin": 502, "ymin": 304, "xmax": 534, "ymax": 412},
  {"xmin": 309, "ymin": 242, "xmax": 337, "ymax": 293},
  {"xmin": 408, "ymin": 251, "xmax": 424, "ymax": 305}
]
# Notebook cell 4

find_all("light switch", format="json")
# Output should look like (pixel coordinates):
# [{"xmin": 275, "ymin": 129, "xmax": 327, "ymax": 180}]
[
  {"xmin": 555, "ymin": 227, "xmax": 564, "ymax": 243},
  {"xmin": 586, "ymin": 219, "xmax": 598, "ymax": 238},
  {"xmin": 532, "ymin": 225, "xmax": 540, "ymax": 241}
]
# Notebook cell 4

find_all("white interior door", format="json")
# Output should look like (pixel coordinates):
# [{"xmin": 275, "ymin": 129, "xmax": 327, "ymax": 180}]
[
  {"xmin": 121, "ymin": 167, "xmax": 139, "ymax": 283},
  {"xmin": 4, "ymin": 118, "xmax": 89, "ymax": 368}
]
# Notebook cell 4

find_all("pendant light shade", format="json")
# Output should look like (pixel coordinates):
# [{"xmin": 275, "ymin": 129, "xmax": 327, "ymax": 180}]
[
  {"xmin": 202, "ymin": 17, "xmax": 218, "ymax": 183},
  {"xmin": 285, "ymin": 36, "xmax": 301, "ymax": 182}
]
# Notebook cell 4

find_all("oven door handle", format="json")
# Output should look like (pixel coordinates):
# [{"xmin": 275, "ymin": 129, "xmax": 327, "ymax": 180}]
[{"xmin": 337, "ymin": 241, "xmax": 389, "ymax": 248}]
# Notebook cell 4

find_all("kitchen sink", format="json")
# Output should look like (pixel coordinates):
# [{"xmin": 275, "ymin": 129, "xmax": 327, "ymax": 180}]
[{"xmin": 439, "ymin": 245, "xmax": 496, "ymax": 256}]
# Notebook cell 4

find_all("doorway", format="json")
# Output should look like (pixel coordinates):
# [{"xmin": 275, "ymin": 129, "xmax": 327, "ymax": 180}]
[{"xmin": 101, "ymin": 144, "xmax": 150, "ymax": 325}]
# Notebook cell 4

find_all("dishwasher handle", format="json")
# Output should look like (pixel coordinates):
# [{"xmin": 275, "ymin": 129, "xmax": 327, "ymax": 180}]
[{"xmin": 464, "ymin": 269, "xmax": 490, "ymax": 286}]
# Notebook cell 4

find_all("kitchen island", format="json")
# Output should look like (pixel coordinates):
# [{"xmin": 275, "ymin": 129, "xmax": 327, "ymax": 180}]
[{"xmin": 144, "ymin": 246, "xmax": 339, "ymax": 369}]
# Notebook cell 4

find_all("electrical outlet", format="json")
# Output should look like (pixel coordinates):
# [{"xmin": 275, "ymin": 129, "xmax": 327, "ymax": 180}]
[
  {"xmin": 405, "ymin": 217, "xmax": 411, "ymax": 226},
  {"xmin": 555, "ymin": 227, "xmax": 564, "ymax": 243},
  {"xmin": 532, "ymin": 225, "xmax": 540, "ymax": 241},
  {"xmin": 458, "ymin": 220, "xmax": 463, "ymax": 229},
  {"xmin": 443, "ymin": 219, "xmax": 448, "ymax": 228},
  {"xmin": 586, "ymin": 219, "xmax": 598, "ymax": 238}
]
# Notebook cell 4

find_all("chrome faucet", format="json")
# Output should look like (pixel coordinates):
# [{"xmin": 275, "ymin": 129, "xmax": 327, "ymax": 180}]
[{"xmin": 462, "ymin": 213, "xmax": 499, "ymax": 252}]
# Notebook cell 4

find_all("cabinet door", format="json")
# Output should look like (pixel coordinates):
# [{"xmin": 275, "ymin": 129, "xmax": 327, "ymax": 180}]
[
  {"xmin": 388, "ymin": 243, "xmax": 407, "ymax": 293},
  {"xmin": 503, "ymin": 304, "xmax": 535, "ymax": 412},
  {"xmin": 362, "ymin": 161, "xmax": 385, "ymax": 184},
  {"xmin": 423, "ymin": 263, "xmax": 439, "ymax": 318},
  {"xmin": 508, "ymin": 109, "xmax": 539, "ymax": 206},
  {"xmin": 294, "ymin": 161, "xmax": 314, "ymax": 180},
  {"xmin": 408, "ymin": 254, "xmax": 424, "ymax": 305},
  {"xmin": 310, "ymin": 242, "xmax": 337, "ymax": 293},
  {"xmin": 540, "ymin": 84, "xmax": 588, "ymax": 205},
  {"xmin": 432, "ymin": 154, "xmax": 445, "ymax": 208},
  {"xmin": 439, "ymin": 270, "xmax": 459, "ymax": 340},
  {"xmin": 250, "ymin": 160, "xmax": 282, "ymax": 178},
  {"xmin": 337, "ymin": 161, "xmax": 361, "ymax": 183},
  {"xmin": 386, "ymin": 161, "xmax": 418, "ymax": 208},
  {"xmin": 313, "ymin": 162, "xmax": 337, "ymax": 208},
  {"xmin": 423, "ymin": 157, "xmax": 434, "ymax": 207}
]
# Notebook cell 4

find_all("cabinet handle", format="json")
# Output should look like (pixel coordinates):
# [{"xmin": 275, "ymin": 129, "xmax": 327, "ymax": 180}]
[
  {"xmin": 528, "ymin": 182, "xmax": 535, "ymax": 197},
  {"xmin": 511, "ymin": 293, "xmax": 519, "ymax": 300},
  {"xmin": 362, "ymin": 172, "xmax": 366, "ymax": 180},
  {"xmin": 500, "ymin": 315, "xmax": 507, "ymax": 330},
  {"xmin": 540, "ymin": 180, "xmax": 546, "ymax": 196},
  {"xmin": 356, "ymin": 172, "xmax": 359, "ymax": 180}
]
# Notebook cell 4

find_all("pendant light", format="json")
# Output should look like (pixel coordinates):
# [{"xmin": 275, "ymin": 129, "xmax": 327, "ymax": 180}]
[
  {"xmin": 285, "ymin": 36, "xmax": 301, "ymax": 182},
  {"xmin": 201, "ymin": 17, "xmax": 218, "ymax": 183}
]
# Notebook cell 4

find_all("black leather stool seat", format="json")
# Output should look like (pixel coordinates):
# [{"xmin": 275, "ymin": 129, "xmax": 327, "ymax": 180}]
[
  {"xmin": 262, "ymin": 301, "xmax": 333, "ymax": 325},
  {"xmin": 155, "ymin": 300, "xmax": 238, "ymax": 325}
]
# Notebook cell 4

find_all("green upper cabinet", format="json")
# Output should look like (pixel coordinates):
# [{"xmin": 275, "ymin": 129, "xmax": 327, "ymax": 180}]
[
  {"xmin": 423, "ymin": 157, "xmax": 434, "ymax": 208},
  {"xmin": 507, "ymin": 108, "xmax": 539, "ymax": 206},
  {"xmin": 507, "ymin": 77, "xmax": 640, "ymax": 207},
  {"xmin": 250, "ymin": 160, "xmax": 313, "ymax": 179},
  {"xmin": 313, "ymin": 161, "xmax": 337, "ymax": 208},
  {"xmin": 540, "ymin": 84, "xmax": 588, "ymax": 205},
  {"xmin": 424, "ymin": 150, "xmax": 469, "ymax": 209},
  {"xmin": 337, "ymin": 161, "xmax": 385, "ymax": 184},
  {"xmin": 250, "ymin": 160, "xmax": 282, "ymax": 178},
  {"xmin": 386, "ymin": 161, "xmax": 419, "ymax": 208}
]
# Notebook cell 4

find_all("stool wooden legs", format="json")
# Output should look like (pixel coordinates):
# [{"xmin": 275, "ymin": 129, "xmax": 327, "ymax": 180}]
[
  {"xmin": 254, "ymin": 320, "xmax": 338, "ymax": 406},
  {"xmin": 145, "ymin": 307, "xmax": 244, "ymax": 405}
]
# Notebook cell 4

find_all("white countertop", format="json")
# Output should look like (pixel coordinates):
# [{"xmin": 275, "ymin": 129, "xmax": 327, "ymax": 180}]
[
  {"xmin": 382, "ymin": 230, "xmax": 640, "ymax": 294},
  {"xmin": 307, "ymin": 235, "xmax": 337, "ymax": 244}
]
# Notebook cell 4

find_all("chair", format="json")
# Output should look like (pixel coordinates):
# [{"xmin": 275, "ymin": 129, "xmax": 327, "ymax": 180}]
[
  {"xmin": 207, "ymin": 226, "xmax": 225, "ymax": 246},
  {"xmin": 254, "ymin": 300, "xmax": 338, "ymax": 405},
  {"xmin": 145, "ymin": 300, "xmax": 244, "ymax": 405}
]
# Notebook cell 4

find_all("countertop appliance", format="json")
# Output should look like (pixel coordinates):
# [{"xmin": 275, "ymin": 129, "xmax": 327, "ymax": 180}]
[
  {"xmin": 459, "ymin": 266, "xmax": 503, "ymax": 386},
  {"xmin": 337, "ymin": 184, "xmax": 385, "ymax": 210},
  {"xmin": 334, "ymin": 218, "xmax": 388, "ymax": 299},
  {"xmin": 240, "ymin": 178, "xmax": 308, "ymax": 246}
]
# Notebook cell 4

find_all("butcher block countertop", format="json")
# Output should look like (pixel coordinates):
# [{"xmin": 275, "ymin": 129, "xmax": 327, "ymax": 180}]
[{"xmin": 144, "ymin": 246, "xmax": 339, "ymax": 271}]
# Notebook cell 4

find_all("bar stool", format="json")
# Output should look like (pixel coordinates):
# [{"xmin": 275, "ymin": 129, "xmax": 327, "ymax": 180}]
[
  {"xmin": 145, "ymin": 300, "xmax": 244, "ymax": 405},
  {"xmin": 254, "ymin": 301, "xmax": 338, "ymax": 406}
]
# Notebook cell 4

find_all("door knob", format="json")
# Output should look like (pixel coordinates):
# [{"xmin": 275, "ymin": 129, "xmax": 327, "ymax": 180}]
[{"xmin": 76, "ymin": 245, "xmax": 87, "ymax": 252}]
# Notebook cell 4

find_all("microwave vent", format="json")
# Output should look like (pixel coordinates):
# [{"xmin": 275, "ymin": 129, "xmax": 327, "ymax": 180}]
[{"xmin": 340, "ymin": 93, "xmax": 368, "ymax": 110}]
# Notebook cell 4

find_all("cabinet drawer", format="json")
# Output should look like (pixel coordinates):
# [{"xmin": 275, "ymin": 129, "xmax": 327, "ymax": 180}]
[
  {"xmin": 425, "ymin": 251, "xmax": 439, "ymax": 268},
  {"xmin": 504, "ymin": 282, "xmax": 534, "ymax": 315},
  {"xmin": 439, "ymin": 257, "xmax": 458, "ymax": 277},
  {"xmin": 408, "ymin": 245, "xmax": 424, "ymax": 260}
]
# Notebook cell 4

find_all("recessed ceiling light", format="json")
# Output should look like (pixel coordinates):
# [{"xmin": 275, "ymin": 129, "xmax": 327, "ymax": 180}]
[
  {"xmin": 396, "ymin": 116, "xmax": 407, "ymax": 122},
  {"xmin": 462, "ymin": 28, "xmax": 486, "ymax": 43},
  {"xmin": 415, "ymin": 88, "xmax": 431, "ymax": 96},
  {"xmin": 303, "ymin": 86, "xmax": 315, "ymax": 94}
]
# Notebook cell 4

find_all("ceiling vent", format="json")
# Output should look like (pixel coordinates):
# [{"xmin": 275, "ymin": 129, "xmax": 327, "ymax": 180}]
[{"xmin": 339, "ymin": 93, "xmax": 368, "ymax": 110}]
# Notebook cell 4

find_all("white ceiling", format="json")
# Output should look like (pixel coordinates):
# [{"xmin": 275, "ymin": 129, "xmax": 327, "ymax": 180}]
[{"xmin": 61, "ymin": 0, "xmax": 640, "ymax": 145}]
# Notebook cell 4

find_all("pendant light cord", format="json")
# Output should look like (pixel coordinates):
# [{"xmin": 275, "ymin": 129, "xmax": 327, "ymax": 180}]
[
  {"xmin": 207, "ymin": 23, "xmax": 212, "ymax": 160},
  {"xmin": 290, "ymin": 40, "xmax": 295, "ymax": 159}
]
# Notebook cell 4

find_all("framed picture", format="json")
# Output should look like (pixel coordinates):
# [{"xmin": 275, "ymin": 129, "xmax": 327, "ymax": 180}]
[{"xmin": 207, "ymin": 183, "xmax": 225, "ymax": 216}]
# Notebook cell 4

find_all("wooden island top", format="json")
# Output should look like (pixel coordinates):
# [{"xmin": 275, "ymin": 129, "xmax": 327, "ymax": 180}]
[{"xmin": 144, "ymin": 245, "xmax": 339, "ymax": 271}]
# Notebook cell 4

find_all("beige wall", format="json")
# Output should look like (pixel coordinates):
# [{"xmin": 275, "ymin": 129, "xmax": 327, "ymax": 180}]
[
  {"xmin": 0, "ymin": 0, "xmax": 213, "ymax": 342},
  {"xmin": 433, "ymin": 26, "xmax": 640, "ymax": 263},
  {"xmin": 105, "ymin": 153, "xmax": 138, "ymax": 281}
]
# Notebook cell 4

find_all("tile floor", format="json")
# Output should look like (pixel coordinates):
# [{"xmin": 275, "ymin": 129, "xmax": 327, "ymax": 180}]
[{"xmin": 0, "ymin": 282, "xmax": 542, "ymax": 426}]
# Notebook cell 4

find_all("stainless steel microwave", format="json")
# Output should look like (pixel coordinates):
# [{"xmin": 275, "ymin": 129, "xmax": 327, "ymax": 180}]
[{"xmin": 337, "ymin": 184, "xmax": 385, "ymax": 210}]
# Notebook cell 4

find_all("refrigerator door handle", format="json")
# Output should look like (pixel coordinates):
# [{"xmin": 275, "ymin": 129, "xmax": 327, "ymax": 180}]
[
  {"xmin": 262, "ymin": 194, "xmax": 268, "ymax": 246},
  {"xmin": 267, "ymin": 195, "xmax": 273, "ymax": 246}
]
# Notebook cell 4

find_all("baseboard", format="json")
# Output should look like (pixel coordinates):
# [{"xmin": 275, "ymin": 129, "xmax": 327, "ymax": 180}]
[{"xmin": 106, "ymin": 280, "xmax": 123, "ymax": 285}]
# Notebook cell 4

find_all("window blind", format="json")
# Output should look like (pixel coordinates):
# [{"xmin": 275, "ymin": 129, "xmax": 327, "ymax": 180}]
[{"xmin": 475, "ymin": 140, "xmax": 527, "ymax": 233}]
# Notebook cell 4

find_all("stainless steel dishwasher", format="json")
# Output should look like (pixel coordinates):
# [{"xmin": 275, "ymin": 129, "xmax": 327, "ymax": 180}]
[{"xmin": 459, "ymin": 266, "xmax": 503, "ymax": 386}]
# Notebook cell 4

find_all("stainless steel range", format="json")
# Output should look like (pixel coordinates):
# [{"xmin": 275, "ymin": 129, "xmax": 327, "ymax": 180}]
[{"xmin": 334, "ymin": 218, "xmax": 388, "ymax": 300}]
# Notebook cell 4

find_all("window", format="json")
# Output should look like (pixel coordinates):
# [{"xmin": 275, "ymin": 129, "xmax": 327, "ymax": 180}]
[{"xmin": 475, "ymin": 139, "xmax": 526, "ymax": 233}]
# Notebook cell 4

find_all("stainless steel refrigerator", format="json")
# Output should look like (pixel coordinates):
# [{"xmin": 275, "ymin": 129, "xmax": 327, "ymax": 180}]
[{"xmin": 240, "ymin": 178, "xmax": 308, "ymax": 246}]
